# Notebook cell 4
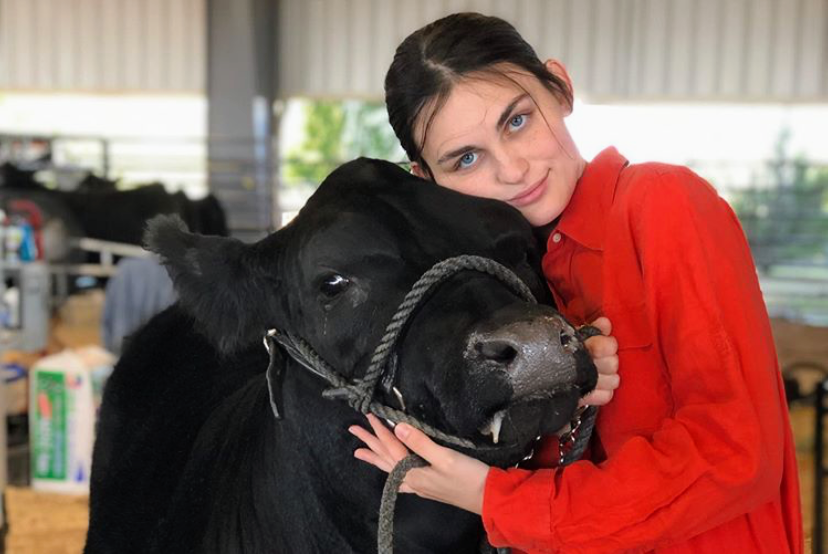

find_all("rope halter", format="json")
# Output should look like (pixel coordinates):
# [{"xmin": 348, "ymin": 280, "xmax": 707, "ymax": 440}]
[
  {"xmin": 261, "ymin": 254, "xmax": 600, "ymax": 554},
  {"xmin": 264, "ymin": 255, "xmax": 538, "ymax": 449}
]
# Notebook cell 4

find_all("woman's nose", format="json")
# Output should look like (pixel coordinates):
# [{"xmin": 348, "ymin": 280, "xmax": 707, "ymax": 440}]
[{"xmin": 495, "ymin": 148, "xmax": 529, "ymax": 185}]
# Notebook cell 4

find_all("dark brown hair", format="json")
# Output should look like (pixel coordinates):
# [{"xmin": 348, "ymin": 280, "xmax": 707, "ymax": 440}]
[{"xmin": 384, "ymin": 12, "xmax": 573, "ymax": 177}]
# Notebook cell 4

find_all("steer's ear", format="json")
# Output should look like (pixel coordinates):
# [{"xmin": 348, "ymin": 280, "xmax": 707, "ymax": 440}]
[{"xmin": 144, "ymin": 215, "xmax": 279, "ymax": 354}]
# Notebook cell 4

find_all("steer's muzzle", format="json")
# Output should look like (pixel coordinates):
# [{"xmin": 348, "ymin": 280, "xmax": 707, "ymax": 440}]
[
  {"xmin": 457, "ymin": 303, "xmax": 597, "ymax": 465},
  {"xmin": 467, "ymin": 305, "xmax": 597, "ymax": 399}
]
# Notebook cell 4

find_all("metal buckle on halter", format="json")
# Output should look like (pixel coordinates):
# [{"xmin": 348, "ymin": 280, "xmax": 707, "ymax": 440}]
[
  {"xmin": 263, "ymin": 328, "xmax": 278, "ymax": 353},
  {"xmin": 263, "ymin": 329, "xmax": 284, "ymax": 420}
]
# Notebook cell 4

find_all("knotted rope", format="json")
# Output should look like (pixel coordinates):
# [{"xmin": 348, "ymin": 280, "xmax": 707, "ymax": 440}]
[
  {"xmin": 263, "ymin": 254, "xmax": 599, "ymax": 554},
  {"xmin": 267, "ymin": 255, "xmax": 537, "ymax": 449}
]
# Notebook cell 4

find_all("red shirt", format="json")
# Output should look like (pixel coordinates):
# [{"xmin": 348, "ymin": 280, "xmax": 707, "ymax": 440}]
[{"xmin": 481, "ymin": 147, "xmax": 803, "ymax": 554}]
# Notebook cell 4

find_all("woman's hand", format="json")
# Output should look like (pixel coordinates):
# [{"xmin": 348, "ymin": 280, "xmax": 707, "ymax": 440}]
[
  {"xmin": 348, "ymin": 316, "xmax": 619, "ymax": 513},
  {"xmin": 579, "ymin": 317, "xmax": 620, "ymax": 407},
  {"xmin": 349, "ymin": 414, "xmax": 489, "ymax": 515}
]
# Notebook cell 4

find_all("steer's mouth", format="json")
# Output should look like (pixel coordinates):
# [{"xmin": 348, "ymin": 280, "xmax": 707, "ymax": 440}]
[
  {"xmin": 453, "ymin": 310, "xmax": 598, "ymax": 468},
  {"xmin": 478, "ymin": 386, "xmax": 582, "ymax": 446},
  {"xmin": 392, "ymin": 299, "xmax": 598, "ymax": 467},
  {"xmin": 465, "ymin": 377, "xmax": 591, "ymax": 467}
]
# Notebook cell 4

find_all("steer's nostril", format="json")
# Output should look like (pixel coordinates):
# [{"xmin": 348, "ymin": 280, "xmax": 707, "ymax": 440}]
[{"xmin": 476, "ymin": 340, "xmax": 519, "ymax": 365}]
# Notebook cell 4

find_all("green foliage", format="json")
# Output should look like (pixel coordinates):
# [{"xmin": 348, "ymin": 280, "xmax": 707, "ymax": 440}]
[
  {"xmin": 731, "ymin": 130, "xmax": 828, "ymax": 271},
  {"xmin": 283, "ymin": 101, "xmax": 345, "ymax": 186},
  {"xmin": 283, "ymin": 100, "xmax": 403, "ymax": 188}
]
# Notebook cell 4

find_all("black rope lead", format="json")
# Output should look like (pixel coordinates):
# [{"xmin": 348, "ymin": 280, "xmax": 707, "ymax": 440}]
[{"xmin": 377, "ymin": 454, "xmax": 428, "ymax": 554}]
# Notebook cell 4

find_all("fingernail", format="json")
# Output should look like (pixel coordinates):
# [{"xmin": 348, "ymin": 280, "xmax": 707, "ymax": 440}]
[{"xmin": 395, "ymin": 424, "xmax": 411, "ymax": 440}]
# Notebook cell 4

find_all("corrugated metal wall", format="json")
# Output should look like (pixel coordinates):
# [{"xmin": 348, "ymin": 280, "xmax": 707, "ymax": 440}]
[
  {"xmin": 278, "ymin": 0, "xmax": 828, "ymax": 102},
  {"xmin": 0, "ymin": 0, "xmax": 205, "ymax": 92},
  {"xmin": 1, "ymin": 0, "xmax": 825, "ymax": 102}
]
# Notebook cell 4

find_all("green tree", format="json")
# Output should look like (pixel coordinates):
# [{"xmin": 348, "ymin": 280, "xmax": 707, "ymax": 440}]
[
  {"xmin": 283, "ymin": 101, "xmax": 346, "ymax": 187},
  {"xmin": 283, "ymin": 100, "xmax": 403, "ymax": 188},
  {"xmin": 731, "ymin": 129, "xmax": 828, "ymax": 272}
]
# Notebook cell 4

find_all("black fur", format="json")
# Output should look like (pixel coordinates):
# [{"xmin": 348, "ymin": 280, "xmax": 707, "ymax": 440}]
[
  {"xmin": 85, "ymin": 158, "xmax": 596, "ymax": 554},
  {"xmin": 0, "ymin": 163, "xmax": 228, "ymax": 248}
]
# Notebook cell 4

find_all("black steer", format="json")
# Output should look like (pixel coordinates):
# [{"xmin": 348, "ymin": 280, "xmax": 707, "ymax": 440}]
[{"xmin": 85, "ymin": 158, "xmax": 597, "ymax": 554}]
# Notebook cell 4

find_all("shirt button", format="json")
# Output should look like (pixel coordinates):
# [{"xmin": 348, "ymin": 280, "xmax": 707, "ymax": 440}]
[{"xmin": 552, "ymin": 232, "xmax": 562, "ymax": 243}]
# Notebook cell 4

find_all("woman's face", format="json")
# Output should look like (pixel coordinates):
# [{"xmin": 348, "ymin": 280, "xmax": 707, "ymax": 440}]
[{"xmin": 412, "ymin": 61, "xmax": 585, "ymax": 227}]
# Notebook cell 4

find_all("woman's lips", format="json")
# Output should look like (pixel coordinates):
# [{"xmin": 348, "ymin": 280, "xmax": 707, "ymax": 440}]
[{"xmin": 508, "ymin": 171, "xmax": 549, "ymax": 208}]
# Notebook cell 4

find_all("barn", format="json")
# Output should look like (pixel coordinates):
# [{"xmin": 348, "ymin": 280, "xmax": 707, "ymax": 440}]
[{"xmin": 0, "ymin": 1, "xmax": 826, "ymax": 552}]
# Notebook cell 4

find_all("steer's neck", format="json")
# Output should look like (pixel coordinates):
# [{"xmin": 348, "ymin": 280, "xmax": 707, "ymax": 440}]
[
  {"xmin": 271, "ymin": 362, "xmax": 388, "ymax": 551},
  {"xmin": 173, "ymin": 356, "xmax": 485, "ymax": 553},
  {"xmin": 276, "ymin": 363, "xmax": 487, "ymax": 553}
]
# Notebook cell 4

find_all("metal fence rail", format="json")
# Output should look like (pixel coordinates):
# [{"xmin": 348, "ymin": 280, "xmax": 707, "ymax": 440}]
[{"xmin": 2, "ymin": 132, "xmax": 827, "ymax": 326}]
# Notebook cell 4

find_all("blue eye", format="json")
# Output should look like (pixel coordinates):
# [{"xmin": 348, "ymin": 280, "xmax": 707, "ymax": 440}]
[
  {"xmin": 458, "ymin": 151, "xmax": 478, "ymax": 169},
  {"xmin": 509, "ymin": 114, "xmax": 527, "ymax": 130}
]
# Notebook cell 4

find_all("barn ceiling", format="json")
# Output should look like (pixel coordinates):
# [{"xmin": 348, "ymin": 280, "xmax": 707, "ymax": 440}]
[
  {"xmin": 0, "ymin": 0, "xmax": 826, "ymax": 102},
  {"xmin": 0, "ymin": 0, "xmax": 205, "ymax": 93}
]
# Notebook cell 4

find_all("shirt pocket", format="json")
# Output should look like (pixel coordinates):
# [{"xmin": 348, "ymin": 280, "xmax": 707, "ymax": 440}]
[
  {"xmin": 598, "ymin": 302, "xmax": 670, "ymax": 445},
  {"xmin": 603, "ymin": 301, "xmax": 653, "ymax": 350}
]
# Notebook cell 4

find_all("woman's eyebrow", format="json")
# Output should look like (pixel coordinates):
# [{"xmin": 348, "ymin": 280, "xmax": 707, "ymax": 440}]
[
  {"xmin": 496, "ymin": 93, "xmax": 529, "ymax": 129},
  {"xmin": 438, "ymin": 145, "xmax": 474, "ymax": 165},
  {"xmin": 437, "ymin": 93, "xmax": 530, "ymax": 165}
]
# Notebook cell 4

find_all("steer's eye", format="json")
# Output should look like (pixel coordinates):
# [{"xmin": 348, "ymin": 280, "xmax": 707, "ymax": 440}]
[{"xmin": 319, "ymin": 274, "xmax": 351, "ymax": 298}]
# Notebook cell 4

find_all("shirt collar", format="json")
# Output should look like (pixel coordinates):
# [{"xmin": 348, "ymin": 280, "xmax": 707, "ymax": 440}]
[{"xmin": 553, "ymin": 146, "xmax": 629, "ymax": 252}]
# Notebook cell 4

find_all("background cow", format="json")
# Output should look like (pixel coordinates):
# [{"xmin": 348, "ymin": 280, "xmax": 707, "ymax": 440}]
[
  {"xmin": 85, "ymin": 158, "xmax": 596, "ymax": 553},
  {"xmin": 0, "ymin": 162, "xmax": 228, "ymax": 259}
]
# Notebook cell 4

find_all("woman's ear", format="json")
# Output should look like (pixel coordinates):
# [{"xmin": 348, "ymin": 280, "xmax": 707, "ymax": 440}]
[
  {"xmin": 410, "ymin": 161, "xmax": 428, "ymax": 180},
  {"xmin": 544, "ymin": 59, "xmax": 574, "ymax": 115}
]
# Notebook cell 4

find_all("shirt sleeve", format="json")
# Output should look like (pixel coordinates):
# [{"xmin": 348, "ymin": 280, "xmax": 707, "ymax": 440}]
[{"xmin": 481, "ymin": 167, "xmax": 789, "ymax": 553}]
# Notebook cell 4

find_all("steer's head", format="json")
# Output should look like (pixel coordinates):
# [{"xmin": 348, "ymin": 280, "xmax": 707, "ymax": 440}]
[{"xmin": 146, "ymin": 158, "xmax": 597, "ymax": 467}]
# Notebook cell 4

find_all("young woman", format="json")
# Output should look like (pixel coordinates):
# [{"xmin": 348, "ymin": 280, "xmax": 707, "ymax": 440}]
[{"xmin": 349, "ymin": 12, "xmax": 803, "ymax": 554}]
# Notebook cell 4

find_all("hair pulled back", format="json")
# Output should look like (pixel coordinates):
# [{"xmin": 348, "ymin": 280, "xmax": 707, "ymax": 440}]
[{"xmin": 384, "ymin": 12, "xmax": 573, "ymax": 176}]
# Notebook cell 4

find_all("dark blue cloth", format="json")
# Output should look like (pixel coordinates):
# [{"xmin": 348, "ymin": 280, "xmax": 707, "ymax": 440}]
[{"xmin": 102, "ymin": 257, "xmax": 176, "ymax": 354}]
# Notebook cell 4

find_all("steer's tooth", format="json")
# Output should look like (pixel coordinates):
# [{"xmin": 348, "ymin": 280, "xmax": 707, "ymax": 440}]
[
  {"xmin": 478, "ymin": 409, "xmax": 508, "ymax": 444},
  {"xmin": 491, "ymin": 411, "xmax": 506, "ymax": 444}
]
